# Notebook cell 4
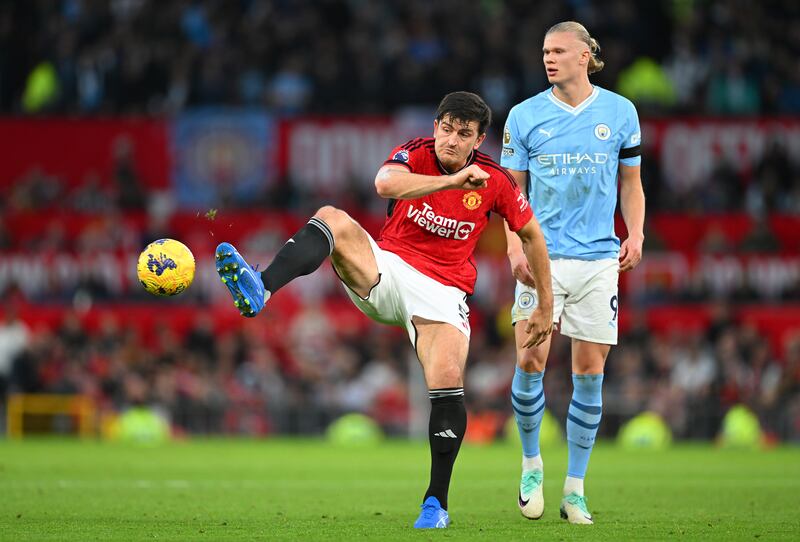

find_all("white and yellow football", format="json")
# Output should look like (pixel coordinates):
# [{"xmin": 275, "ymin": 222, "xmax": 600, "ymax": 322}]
[{"xmin": 137, "ymin": 239, "xmax": 195, "ymax": 297}]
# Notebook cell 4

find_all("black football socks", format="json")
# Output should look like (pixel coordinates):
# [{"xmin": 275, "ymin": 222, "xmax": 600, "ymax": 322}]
[
  {"xmin": 261, "ymin": 217, "xmax": 334, "ymax": 295},
  {"xmin": 424, "ymin": 388, "xmax": 467, "ymax": 510}
]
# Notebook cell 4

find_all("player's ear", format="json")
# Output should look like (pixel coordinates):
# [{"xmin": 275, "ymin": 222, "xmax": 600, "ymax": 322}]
[
  {"xmin": 473, "ymin": 132, "xmax": 486, "ymax": 149},
  {"xmin": 580, "ymin": 48, "xmax": 590, "ymax": 66},
  {"xmin": 433, "ymin": 119, "xmax": 439, "ymax": 137}
]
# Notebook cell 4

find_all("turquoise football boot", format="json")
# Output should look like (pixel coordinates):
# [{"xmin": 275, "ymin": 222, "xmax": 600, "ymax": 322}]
[{"xmin": 560, "ymin": 492, "xmax": 593, "ymax": 525}]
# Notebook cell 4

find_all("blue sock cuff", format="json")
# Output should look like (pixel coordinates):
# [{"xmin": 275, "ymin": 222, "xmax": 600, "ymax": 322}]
[
  {"xmin": 515, "ymin": 366, "xmax": 544, "ymax": 383},
  {"xmin": 571, "ymin": 373, "xmax": 603, "ymax": 405}
]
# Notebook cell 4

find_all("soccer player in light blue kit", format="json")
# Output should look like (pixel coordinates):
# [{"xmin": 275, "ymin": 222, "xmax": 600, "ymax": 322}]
[{"xmin": 501, "ymin": 21, "xmax": 645, "ymax": 525}]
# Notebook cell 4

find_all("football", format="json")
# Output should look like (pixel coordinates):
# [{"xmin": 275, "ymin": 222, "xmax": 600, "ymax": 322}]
[{"xmin": 136, "ymin": 239, "xmax": 195, "ymax": 296}]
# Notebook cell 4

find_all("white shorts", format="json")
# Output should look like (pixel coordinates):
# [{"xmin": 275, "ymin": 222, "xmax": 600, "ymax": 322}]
[
  {"xmin": 511, "ymin": 258, "xmax": 619, "ymax": 345},
  {"xmin": 340, "ymin": 234, "xmax": 471, "ymax": 345}
]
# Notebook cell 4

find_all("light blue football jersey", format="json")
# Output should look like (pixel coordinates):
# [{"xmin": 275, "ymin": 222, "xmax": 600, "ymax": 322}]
[{"xmin": 500, "ymin": 86, "xmax": 641, "ymax": 260}]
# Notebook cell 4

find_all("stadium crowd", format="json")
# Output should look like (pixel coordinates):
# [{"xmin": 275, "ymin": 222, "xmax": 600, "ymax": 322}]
[
  {"xmin": 2, "ymin": 292, "xmax": 799, "ymax": 441},
  {"xmin": 1, "ymin": 0, "xmax": 800, "ymax": 443},
  {"xmin": 2, "ymin": 0, "xmax": 800, "ymax": 116}
]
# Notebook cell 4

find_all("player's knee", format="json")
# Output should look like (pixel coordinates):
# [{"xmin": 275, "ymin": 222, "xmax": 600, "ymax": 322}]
[
  {"xmin": 517, "ymin": 349, "xmax": 546, "ymax": 373},
  {"xmin": 314, "ymin": 205, "xmax": 342, "ymax": 224},
  {"xmin": 573, "ymin": 362, "xmax": 604, "ymax": 375},
  {"xmin": 314, "ymin": 206, "xmax": 352, "ymax": 237},
  {"xmin": 431, "ymin": 362, "xmax": 463, "ymax": 388},
  {"xmin": 518, "ymin": 358, "xmax": 544, "ymax": 373}
]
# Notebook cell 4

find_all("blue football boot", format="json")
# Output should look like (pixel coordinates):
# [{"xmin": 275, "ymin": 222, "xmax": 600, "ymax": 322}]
[
  {"xmin": 413, "ymin": 496, "xmax": 450, "ymax": 529},
  {"xmin": 215, "ymin": 242, "xmax": 267, "ymax": 317}
]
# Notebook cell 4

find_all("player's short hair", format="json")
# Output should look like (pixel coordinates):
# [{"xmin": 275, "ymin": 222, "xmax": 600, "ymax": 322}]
[
  {"xmin": 435, "ymin": 91, "xmax": 492, "ymax": 135},
  {"xmin": 546, "ymin": 21, "xmax": 605, "ymax": 74}
]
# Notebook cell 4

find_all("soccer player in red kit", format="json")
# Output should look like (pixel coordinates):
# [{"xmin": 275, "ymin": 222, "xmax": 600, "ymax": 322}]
[{"xmin": 215, "ymin": 91, "xmax": 554, "ymax": 528}]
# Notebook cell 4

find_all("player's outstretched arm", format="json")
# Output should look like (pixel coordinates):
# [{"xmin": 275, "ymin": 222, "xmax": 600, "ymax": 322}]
[
  {"xmin": 618, "ymin": 163, "xmax": 645, "ymax": 273},
  {"xmin": 516, "ymin": 217, "xmax": 554, "ymax": 348},
  {"xmin": 374, "ymin": 164, "xmax": 489, "ymax": 200}
]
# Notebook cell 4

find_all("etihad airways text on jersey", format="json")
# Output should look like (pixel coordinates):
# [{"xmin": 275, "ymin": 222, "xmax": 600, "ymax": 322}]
[{"xmin": 536, "ymin": 152, "xmax": 609, "ymax": 176}]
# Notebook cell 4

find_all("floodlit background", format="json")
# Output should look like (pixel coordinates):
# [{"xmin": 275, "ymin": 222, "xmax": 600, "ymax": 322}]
[{"xmin": 1, "ymin": 0, "xmax": 800, "ymax": 448}]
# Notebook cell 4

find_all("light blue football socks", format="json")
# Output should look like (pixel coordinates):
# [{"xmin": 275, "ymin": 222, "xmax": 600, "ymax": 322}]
[
  {"xmin": 511, "ymin": 366, "xmax": 546, "ymax": 458},
  {"xmin": 566, "ymin": 373, "xmax": 603, "ymax": 480}
]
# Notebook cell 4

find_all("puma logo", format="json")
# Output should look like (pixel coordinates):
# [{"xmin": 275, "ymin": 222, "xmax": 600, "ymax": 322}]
[{"xmin": 538, "ymin": 128, "xmax": 553, "ymax": 138}]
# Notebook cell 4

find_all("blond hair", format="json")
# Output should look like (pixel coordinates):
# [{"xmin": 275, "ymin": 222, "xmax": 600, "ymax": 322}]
[{"xmin": 546, "ymin": 21, "xmax": 604, "ymax": 74}]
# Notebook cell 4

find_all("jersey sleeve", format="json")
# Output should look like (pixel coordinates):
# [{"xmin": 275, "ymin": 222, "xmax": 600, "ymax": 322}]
[
  {"xmin": 500, "ymin": 106, "xmax": 529, "ymax": 171},
  {"xmin": 492, "ymin": 170, "xmax": 533, "ymax": 232},
  {"xmin": 383, "ymin": 138, "xmax": 425, "ymax": 173},
  {"xmin": 619, "ymin": 100, "xmax": 642, "ymax": 167}
]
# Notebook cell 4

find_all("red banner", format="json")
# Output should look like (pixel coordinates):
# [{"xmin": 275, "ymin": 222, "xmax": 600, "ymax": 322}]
[
  {"xmin": 275, "ymin": 113, "xmax": 503, "ymax": 191},
  {"xmin": 641, "ymin": 118, "xmax": 800, "ymax": 190},
  {"xmin": 277, "ymin": 115, "xmax": 428, "ymax": 190},
  {"xmin": 628, "ymin": 253, "xmax": 800, "ymax": 300},
  {"xmin": 0, "ymin": 118, "xmax": 169, "ymax": 189}
]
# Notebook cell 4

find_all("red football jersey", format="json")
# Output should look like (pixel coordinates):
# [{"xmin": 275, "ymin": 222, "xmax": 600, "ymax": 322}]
[{"xmin": 378, "ymin": 137, "xmax": 533, "ymax": 295}]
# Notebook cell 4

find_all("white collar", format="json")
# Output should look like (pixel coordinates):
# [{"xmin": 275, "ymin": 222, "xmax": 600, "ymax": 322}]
[{"xmin": 547, "ymin": 86, "xmax": 599, "ymax": 115}]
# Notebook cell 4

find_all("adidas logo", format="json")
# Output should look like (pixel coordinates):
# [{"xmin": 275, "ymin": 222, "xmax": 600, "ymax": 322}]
[{"xmin": 434, "ymin": 429, "xmax": 458, "ymax": 438}]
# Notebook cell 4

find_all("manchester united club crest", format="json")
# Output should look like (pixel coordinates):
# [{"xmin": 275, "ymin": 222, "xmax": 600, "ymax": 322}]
[{"xmin": 462, "ymin": 191, "xmax": 482, "ymax": 210}]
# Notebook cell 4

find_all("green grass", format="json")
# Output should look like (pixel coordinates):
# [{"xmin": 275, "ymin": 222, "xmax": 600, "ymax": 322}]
[{"xmin": 1, "ymin": 438, "xmax": 799, "ymax": 541}]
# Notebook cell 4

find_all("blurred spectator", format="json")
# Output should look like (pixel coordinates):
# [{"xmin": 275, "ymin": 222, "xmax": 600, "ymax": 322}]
[
  {"xmin": 267, "ymin": 55, "xmax": 313, "ymax": 114},
  {"xmin": 698, "ymin": 224, "xmax": 734, "ymax": 255},
  {"xmin": 663, "ymin": 32, "xmax": 708, "ymax": 112},
  {"xmin": 616, "ymin": 57, "xmax": 676, "ymax": 112},
  {"xmin": 748, "ymin": 141, "xmax": 794, "ymax": 214},
  {"xmin": 0, "ymin": 217, "xmax": 11, "ymax": 250},
  {"xmin": 739, "ymin": 216, "xmax": 781, "ymax": 253},
  {"xmin": 112, "ymin": 136, "xmax": 146, "ymax": 210},
  {"xmin": 706, "ymin": 62, "xmax": 760, "ymax": 115},
  {"xmin": 670, "ymin": 332, "xmax": 717, "ymax": 437},
  {"xmin": 22, "ymin": 60, "xmax": 60, "ymax": 113},
  {"xmin": 8, "ymin": 167, "xmax": 63, "ymax": 212},
  {"xmin": 0, "ymin": 306, "xmax": 30, "ymax": 401},
  {"xmin": 70, "ymin": 171, "xmax": 113, "ymax": 213}
]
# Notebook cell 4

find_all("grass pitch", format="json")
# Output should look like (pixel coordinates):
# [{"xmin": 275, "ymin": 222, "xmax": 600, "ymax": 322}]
[{"xmin": 1, "ymin": 438, "xmax": 798, "ymax": 541}]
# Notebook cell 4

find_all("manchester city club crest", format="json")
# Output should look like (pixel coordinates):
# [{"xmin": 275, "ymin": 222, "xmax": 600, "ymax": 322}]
[
  {"xmin": 518, "ymin": 291, "xmax": 536, "ymax": 309},
  {"xmin": 462, "ymin": 191, "xmax": 482, "ymax": 210},
  {"xmin": 594, "ymin": 123, "xmax": 611, "ymax": 141}
]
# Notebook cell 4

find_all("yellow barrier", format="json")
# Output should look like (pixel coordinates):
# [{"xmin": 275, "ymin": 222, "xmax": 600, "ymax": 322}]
[{"xmin": 6, "ymin": 394, "xmax": 96, "ymax": 438}]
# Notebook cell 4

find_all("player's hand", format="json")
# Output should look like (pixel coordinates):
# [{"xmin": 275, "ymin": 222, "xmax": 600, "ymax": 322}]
[
  {"xmin": 618, "ymin": 234, "xmax": 644, "ymax": 273},
  {"xmin": 508, "ymin": 250, "xmax": 536, "ymax": 288},
  {"xmin": 454, "ymin": 164, "xmax": 489, "ymax": 189},
  {"xmin": 522, "ymin": 306, "xmax": 553, "ymax": 348}
]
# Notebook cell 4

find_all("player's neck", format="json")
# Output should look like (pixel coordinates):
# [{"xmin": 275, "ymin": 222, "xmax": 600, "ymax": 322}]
[
  {"xmin": 438, "ymin": 151, "xmax": 473, "ymax": 174},
  {"xmin": 552, "ymin": 79, "xmax": 593, "ymax": 108},
  {"xmin": 443, "ymin": 160, "xmax": 467, "ymax": 174}
]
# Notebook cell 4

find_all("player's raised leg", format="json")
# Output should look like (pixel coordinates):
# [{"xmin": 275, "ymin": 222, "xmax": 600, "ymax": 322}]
[
  {"xmin": 560, "ymin": 339, "xmax": 609, "ymax": 525},
  {"xmin": 412, "ymin": 318, "xmax": 469, "ymax": 529},
  {"xmin": 216, "ymin": 205, "xmax": 378, "ymax": 316},
  {"xmin": 512, "ymin": 321, "xmax": 551, "ymax": 519}
]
